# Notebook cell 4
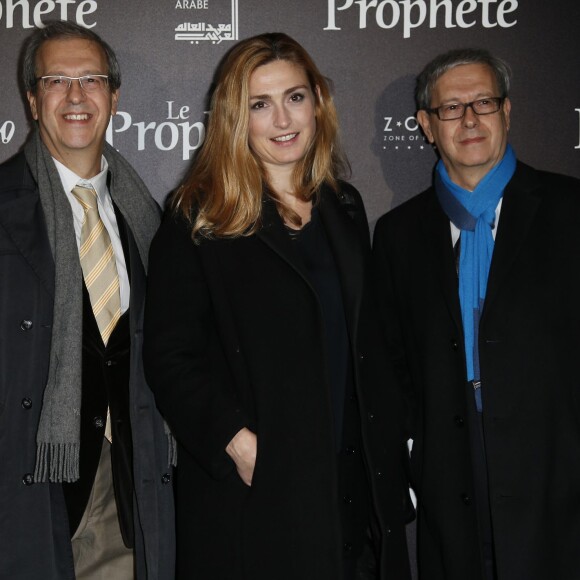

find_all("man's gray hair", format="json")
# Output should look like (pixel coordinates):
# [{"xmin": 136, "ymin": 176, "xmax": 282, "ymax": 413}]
[
  {"xmin": 415, "ymin": 48, "xmax": 511, "ymax": 111},
  {"xmin": 22, "ymin": 20, "xmax": 121, "ymax": 93}
]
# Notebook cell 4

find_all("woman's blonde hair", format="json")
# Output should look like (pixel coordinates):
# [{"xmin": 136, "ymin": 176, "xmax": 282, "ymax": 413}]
[{"xmin": 173, "ymin": 32, "xmax": 349, "ymax": 239}]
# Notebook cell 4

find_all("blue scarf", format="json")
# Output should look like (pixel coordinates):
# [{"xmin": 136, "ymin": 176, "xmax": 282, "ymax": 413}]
[{"xmin": 435, "ymin": 145, "xmax": 516, "ymax": 412}]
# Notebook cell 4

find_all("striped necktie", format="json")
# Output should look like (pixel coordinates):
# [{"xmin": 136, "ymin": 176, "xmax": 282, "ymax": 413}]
[
  {"xmin": 73, "ymin": 184, "xmax": 120, "ymax": 443},
  {"xmin": 72, "ymin": 184, "xmax": 121, "ymax": 346}
]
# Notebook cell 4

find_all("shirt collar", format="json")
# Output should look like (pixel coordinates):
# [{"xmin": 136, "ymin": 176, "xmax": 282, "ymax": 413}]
[{"xmin": 52, "ymin": 156, "xmax": 110, "ymax": 205}]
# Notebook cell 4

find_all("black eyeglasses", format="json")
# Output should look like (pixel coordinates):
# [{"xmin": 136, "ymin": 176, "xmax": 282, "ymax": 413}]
[
  {"xmin": 35, "ymin": 75, "xmax": 110, "ymax": 93},
  {"xmin": 424, "ymin": 97, "xmax": 504, "ymax": 121}
]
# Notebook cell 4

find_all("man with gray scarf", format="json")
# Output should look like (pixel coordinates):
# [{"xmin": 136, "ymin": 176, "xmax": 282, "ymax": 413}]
[{"xmin": 0, "ymin": 21, "xmax": 174, "ymax": 579}]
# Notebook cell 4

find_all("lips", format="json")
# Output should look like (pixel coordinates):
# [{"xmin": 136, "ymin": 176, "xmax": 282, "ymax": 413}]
[
  {"xmin": 271, "ymin": 132, "xmax": 298, "ymax": 143},
  {"xmin": 460, "ymin": 136, "xmax": 485, "ymax": 145}
]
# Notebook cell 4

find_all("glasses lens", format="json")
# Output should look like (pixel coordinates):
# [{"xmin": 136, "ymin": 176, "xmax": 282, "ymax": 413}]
[
  {"xmin": 43, "ymin": 76, "xmax": 69, "ymax": 92},
  {"xmin": 473, "ymin": 98, "xmax": 501, "ymax": 115},
  {"xmin": 438, "ymin": 104, "xmax": 464, "ymax": 120},
  {"xmin": 80, "ymin": 75, "xmax": 108, "ymax": 92}
]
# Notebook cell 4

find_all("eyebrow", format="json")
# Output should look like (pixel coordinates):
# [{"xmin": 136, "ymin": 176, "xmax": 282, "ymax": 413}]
[
  {"xmin": 249, "ymin": 84, "xmax": 309, "ymax": 101},
  {"xmin": 41, "ymin": 70, "xmax": 107, "ymax": 77},
  {"xmin": 438, "ymin": 92, "xmax": 496, "ymax": 104}
]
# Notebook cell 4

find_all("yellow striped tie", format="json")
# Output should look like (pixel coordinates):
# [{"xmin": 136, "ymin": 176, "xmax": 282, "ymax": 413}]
[{"xmin": 72, "ymin": 184, "xmax": 121, "ymax": 346}]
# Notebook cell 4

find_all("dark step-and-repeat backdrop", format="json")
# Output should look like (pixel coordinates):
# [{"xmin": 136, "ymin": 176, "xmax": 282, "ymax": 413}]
[
  {"xmin": 1, "ymin": 0, "xmax": 579, "ymax": 573},
  {"xmin": 1, "ymin": 0, "xmax": 579, "ymax": 225}
]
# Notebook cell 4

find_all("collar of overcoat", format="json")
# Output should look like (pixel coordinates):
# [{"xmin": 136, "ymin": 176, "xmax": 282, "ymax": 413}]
[
  {"xmin": 420, "ymin": 161, "xmax": 542, "ymax": 333},
  {"xmin": 0, "ymin": 153, "xmax": 55, "ymax": 296},
  {"xmin": 256, "ymin": 183, "xmax": 366, "ymax": 342}
]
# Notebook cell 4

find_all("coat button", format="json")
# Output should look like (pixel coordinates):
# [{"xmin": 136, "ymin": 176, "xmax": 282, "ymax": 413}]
[
  {"xmin": 461, "ymin": 493, "xmax": 472, "ymax": 505},
  {"xmin": 359, "ymin": 353, "xmax": 365, "ymax": 360},
  {"xmin": 451, "ymin": 339, "xmax": 459, "ymax": 351},
  {"xmin": 343, "ymin": 542, "xmax": 352, "ymax": 553},
  {"xmin": 376, "ymin": 470, "xmax": 383, "ymax": 478},
  {"xmin": 93, "ymin": 416, "xmax": 104, "ymax": 429},
  {"xmin": 161, "ymin": 473, "xmax": 171, "ymax": 484},
  {"xmin": 105, "ymin": 359, "xmax": 116, "ymax": 367},
  {"xmin": 343, "ymin": 495, "xmax": 353, "ymax": 504},
  {"xmin": 345, "ymin": 446, "xmax": 355, "ymax": 455},
  {"xmin": 20, "ymin": 320, "xmax": 33, "ymax": 331},
  {"xmin": 22, "ymin": 473, "xmax": 34, "ymax": 486},
  {"xmin": 454, "ymin": 415, "xmax": 464, "ymax": 427},
  {"xmin": 367, "ymin": 412, "xmax": 375, "ymax": 423},
  {"xmin": 21, "ymin": 398, "xmax": 33, "ymax": 410}
]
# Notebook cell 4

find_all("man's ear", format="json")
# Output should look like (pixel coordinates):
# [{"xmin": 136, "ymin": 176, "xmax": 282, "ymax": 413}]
[
  {"xmin": 27, "ymin": 90, "xmax": 38, "ymax": 121},
  {"xmin": 417, "ymin": 109, "xmax": 434, "ymax": 143},
  {"xmin": 502, "ymin": 97, "xmax": 511, "ymax": 132},
  {"xmin": 111, "ymin": 89, "xmax": 120, "ymax": 116}
]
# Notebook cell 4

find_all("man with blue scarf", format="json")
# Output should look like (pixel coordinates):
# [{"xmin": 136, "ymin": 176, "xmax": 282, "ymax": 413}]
[{"xmin": 373, "ymin": 48, "xmax": 580, "ymax": 580}]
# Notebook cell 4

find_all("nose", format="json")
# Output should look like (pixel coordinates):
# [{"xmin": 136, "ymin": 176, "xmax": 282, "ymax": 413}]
[
  {"xmin": 66, "ymin": 78, "xmax": 87, "ymax": 104},
  {"xmin": 273, "ymin": 104, "xmax": 290, "ymax": 129},
  {"xmin": 462, "ymin": 103, "xmax": 479, "ymax": 128}
]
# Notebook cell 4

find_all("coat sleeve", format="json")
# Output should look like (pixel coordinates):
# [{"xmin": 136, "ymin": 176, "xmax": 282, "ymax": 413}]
[
  {"xmin": 143, "ymin": 211, "xmax": 248, "ymax": 479},
  {"xmin": 372, "ymin": 214, "xmax": 416, "ymax": 441}
]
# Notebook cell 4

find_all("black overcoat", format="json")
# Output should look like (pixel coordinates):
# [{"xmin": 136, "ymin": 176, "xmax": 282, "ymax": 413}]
[
  {"xmin": 144, "ymin": 183, "xmax": 412, "ymax": 580},
  {"xmin": 0, "ymin": 151, "xmax": 175, "ymax": 579},
  {"xmin": 373, "ymin": 162, "xmax": 580, "ymax": 580}
]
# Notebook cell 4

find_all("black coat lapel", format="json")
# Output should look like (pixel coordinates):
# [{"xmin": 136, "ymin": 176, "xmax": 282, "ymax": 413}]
[
  {"xmin": 419, "ymin": 190, "xmax": 463, "ymax": 333},
  {"xmin": 256, "ymin": 196, "xmax": 313, "ymax": 286},
  {"xmin": 113, "ymin": 202, "xmax": 132, "ymax": 282},
  {"xmin": 317, "ymin": 185, "xmax": 365, "ymax": 342},
  {"xmin": 112, "ymin": 205, "xmax": 147, "ymax": 334},
  {"xmin": 484, "ymin": 163, "xmax": 541, "ymax": 314}
]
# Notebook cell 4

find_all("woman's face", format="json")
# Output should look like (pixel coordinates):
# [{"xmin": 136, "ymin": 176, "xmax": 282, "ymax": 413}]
[{"xmin": 247, "ymin": 59, "xmax": 317, "ymax": 181}]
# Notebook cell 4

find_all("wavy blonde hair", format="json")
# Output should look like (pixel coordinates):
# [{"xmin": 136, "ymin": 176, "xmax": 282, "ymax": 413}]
[{"xmin": 173, "ymin": 32, "xmax": 349, "ymax": 239}]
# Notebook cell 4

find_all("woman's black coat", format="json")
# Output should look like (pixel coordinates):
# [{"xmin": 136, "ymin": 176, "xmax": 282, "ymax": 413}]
[{"xmin": 144, "ymin": 183, "xmax": 412, "ymax": 580}]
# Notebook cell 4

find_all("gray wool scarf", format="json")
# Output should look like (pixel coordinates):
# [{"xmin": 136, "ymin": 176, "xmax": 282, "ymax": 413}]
[{"xmin": 24, "ymin": 129, "xmax": 167, "ymax": 482}]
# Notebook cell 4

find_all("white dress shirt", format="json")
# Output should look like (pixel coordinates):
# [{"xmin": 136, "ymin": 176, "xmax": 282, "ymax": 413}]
[{"xmin": 53, "ymin": 156, "xmax": 130, "ymax": 314}]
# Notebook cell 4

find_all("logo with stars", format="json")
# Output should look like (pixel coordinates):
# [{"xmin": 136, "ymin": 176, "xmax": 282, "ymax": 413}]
[{"xmin": 381, "ymin": 115, "xmax": 429, "ymax": 152}]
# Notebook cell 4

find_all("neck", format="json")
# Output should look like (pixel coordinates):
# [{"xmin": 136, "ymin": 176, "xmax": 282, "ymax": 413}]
[
  {"xmin": 267, "ymin": 165, "xmax": 294, "ymax": 197},
  {"xmin": 43, "ymin": 141, "xmax": 104, "ymax": 179},
  {"xmin": 64, "ymin": 153, "xmax": 102, "ymax": 179},
  {"xmin": 266, "ymin": 167, "xmax": 313, "ymax": 228},
  {"xmin": 277, "ymin": 189, "xmax": 312, "ymax": 229}
]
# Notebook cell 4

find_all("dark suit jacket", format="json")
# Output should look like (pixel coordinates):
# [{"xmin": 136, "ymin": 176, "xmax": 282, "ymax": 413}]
[
  {"xmin": 144, "ymin": 183, "xmax": 412, "ymax": 580},
  {"xmin": 0, "ymin": 151, "xmax": 175, "ymax": 579},
  {"xmin": 373, "ymin": 162, "xmax": 580, "ymax": 580},
  {"xmin": 62, "ymin": 284, "xmax": 134, "ymax": 544}
]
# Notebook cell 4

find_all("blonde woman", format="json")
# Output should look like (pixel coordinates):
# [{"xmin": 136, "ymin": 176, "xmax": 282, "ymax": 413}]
[{"xmin": 144, "ymin": 33, "xmax": 411, "ymax": 580}]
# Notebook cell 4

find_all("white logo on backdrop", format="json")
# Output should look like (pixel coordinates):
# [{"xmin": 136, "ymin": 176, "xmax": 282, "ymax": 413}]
[
  {"xmin": 325, "ymin": 0, "xmax": 518, "ymax": 38},
  {"xmin": 576, "ymin": 109, "xmax": 580, "ymax": 150},
  {"xmin": 106, "ymin": 101, "xmax": 206, "ymax": 161},
  {"xmin": 174, "ymin": 0, "xmax": 238, "ymax": 44},
  {"xmin": 381, "ymin": 115, "xmax": 428, "ymax": 151},
  {"xmin": 0, "ymin": 0, "xmax": 98, "ymax": 29},
  {"xmin": 0, "ymin": 120, "xmax": 15, "ymax": 144}
]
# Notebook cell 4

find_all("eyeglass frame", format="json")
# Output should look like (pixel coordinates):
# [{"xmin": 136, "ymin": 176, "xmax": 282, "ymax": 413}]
[
  {"xmin": 423, "ymin": 97, "xmax": 505, "ymax": 121},
  {"xmin": 34, "ymin": 74, "xmax": 111, "ymax": 93}
]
